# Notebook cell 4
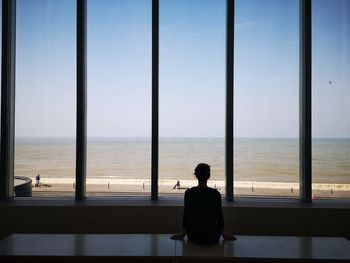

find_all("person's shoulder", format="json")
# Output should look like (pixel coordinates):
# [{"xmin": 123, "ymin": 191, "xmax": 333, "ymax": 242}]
[
  {"xmin": 207, "ymin": 187, "xmax": 222, "ymax": 197},
  {"xmin": 186, "ymin": 187, "xmax": 197, "ymax": 193},
  {"xmin": 185, "ymin": 187, "xmax": 197, "ymax": 195}
]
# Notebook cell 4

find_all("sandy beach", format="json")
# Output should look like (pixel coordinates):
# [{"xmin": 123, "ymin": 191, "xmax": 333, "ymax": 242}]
[{"xmin": 29, "ymin": 177, "xmax": 350, "ymax": 198}]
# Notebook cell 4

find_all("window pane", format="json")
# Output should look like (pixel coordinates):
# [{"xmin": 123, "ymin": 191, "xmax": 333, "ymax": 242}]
[
  {"xmin": 312, "ymin": 0, "xmax": 350, "ymax": 199},
  {"xmin": 234, "ymin": 0, "xmax": 299, "ymax": 197},
  {"xmin": 86, "ymin": 0, "xmax": 151, "ymax": 196},
  {"xmin": 15, "ymin": 0, "xmax": 76, "ymax": 197},
  {"xmin": 159, "ymin": 0, "xmax": 226, "ymax": 196}
]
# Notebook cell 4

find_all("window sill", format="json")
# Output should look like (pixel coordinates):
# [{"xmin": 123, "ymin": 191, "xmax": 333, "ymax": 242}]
[{"xmin": 0, "ymin": 196, "xmax": 349, "ymax": 209}]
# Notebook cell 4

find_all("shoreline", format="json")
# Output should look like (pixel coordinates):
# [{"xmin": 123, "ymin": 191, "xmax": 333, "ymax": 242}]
[{"xmin": 28, "ymin": 177, "xmax": 350, "ymax": 191}]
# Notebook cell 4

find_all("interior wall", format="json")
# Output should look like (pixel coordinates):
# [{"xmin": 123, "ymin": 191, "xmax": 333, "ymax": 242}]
[{"xmin": 1, "ymin": 204, "xmax": 349, "ymax": 240}]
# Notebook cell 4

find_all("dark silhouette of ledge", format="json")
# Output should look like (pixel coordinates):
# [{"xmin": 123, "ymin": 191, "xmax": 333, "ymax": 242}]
[{"xmin": 14, "ymin": 176, "xmax": 32, "ymax": 197}]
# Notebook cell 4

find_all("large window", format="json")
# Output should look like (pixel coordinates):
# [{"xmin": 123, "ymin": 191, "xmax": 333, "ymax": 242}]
[
  {"xmin": 86, "ymin": 0, "xmax": 151, "ymax": 196},
  {"xmin": 0, "ymin": 0, "xmax": 347, "ymax": 201},
  {"xmin": 159, "ymin": 0, "xmax": 226, "ymax": 196},
  {"xmin": 15, "ymin": 0, "xmax": 76, "ymax": 197},
  {"xmin": 234, "ymin": 0, "xmax": 299, "ymax": 197},
  {"xmin": 312, "ymin": 0, "xmax": 350, "ymax": 199}
]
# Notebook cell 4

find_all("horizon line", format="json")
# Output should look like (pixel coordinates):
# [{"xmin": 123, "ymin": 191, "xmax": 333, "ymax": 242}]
[{"xmin": 14, "ymin": 136, "xmax": 350, "ymax": 139}]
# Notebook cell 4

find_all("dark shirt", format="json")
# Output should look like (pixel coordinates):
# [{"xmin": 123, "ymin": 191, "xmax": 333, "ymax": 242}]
[{"xmin": 182, "ymin": 186, "xmax": 224, "ymax": 244}]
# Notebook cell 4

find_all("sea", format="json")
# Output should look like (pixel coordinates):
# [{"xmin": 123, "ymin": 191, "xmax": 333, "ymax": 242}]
[{"xmin": 14, "ymin": 137, "xmax": 350, "ymax": 184}]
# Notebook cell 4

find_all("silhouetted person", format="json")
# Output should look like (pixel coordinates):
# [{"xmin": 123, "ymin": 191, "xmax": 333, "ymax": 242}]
[
  {"xmin": 173, "ymin": 180, "xmax": 180, "ymax": 190},
  {"xmin": 35, "ymin": 174, "xmax": 41, "ymax": 187},
  {"xmin": 171, "ymin": 163, "xmax": 236, "ymax": 244}
]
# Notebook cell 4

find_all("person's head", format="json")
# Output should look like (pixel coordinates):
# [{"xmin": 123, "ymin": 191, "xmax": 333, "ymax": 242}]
[{"xmin": 194, "ymin": 163, "xmax": 210, "ymax": 182}]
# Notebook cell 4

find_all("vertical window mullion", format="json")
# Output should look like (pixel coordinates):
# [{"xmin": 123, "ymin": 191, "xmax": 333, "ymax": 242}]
[
  {"xmin": 0, "ymin": 0, "xmax": 16, "ymax": 200},
  {"xmin": 299, "ymin": 0, "xmax": 312, "ymax": 203},
  {"xmin": 76, "ymin": 0, "xmax": 87, "ymax": 201},
  {"xmin": 151, "ymin": 0, "xmax": 159, "ymax": 200},
  {"xmin": 226, "ymin": 0, "xmax": 234, "ymax": 201}
]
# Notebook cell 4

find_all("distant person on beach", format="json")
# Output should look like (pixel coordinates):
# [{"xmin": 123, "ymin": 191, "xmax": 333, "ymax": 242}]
[
  {"xmin": 35, "ymin": 174, "xmax": 41, "ymax": 187},
  {"xmin": 173, "ymin": 180, "xmax": 181, "ymax": 190},
  {"xmin": 171, "ymin": 163, "xmax": 236, "ymax": 244}
]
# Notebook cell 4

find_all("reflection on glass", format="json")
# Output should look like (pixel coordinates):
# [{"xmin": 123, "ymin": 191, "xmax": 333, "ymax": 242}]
[
  {"xmin": 234, "ymin": 0, "xmax": 299, "ymax": 197},
  {"xmin": 15, "ymin": 0, "xmax": 76, "ymax": 197},
  {"xmin": 312, "ymin": 0, "xmax": 350, "ymax": 199},
  {"xmin": 159, "ymin": 0, "xmax": 226, "ymax": 196},
  {"xmin": 86, "ymin": 0, "xmax": 151, "ymax": 196}
]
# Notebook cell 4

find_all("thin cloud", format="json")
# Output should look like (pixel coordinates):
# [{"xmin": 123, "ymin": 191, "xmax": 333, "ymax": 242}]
[
  {"xmin": 235, "ymin": 19, "xmax": 270, "ymax": 30},
  {"xmin": 160, "ymin": 7, "xmax": 224, "ymax": 33},
  {"xmin": 198, "ymin": 19, "xmax": 272, "ymax": 34},
  {"xmin": 162, "ymin": 18, "xmax": 270, "ymax": 35},
  {"xmin": 176, "ymin": 26, "xmax": 225, "ymax": 43},
  {"xmin": 244, "ymin": 40, "xmax": 298, "ymax": 53}
]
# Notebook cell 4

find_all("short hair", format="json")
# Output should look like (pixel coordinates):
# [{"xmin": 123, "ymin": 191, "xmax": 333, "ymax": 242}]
[{"xmin": 194, "ymin": 163, "xmax": 210, "ymax": 182}]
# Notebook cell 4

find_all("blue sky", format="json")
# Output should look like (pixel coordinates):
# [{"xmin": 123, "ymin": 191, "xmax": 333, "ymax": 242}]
[{"xmin": 14, "ymin": 0, "xmax": 350, "ymax": 138}]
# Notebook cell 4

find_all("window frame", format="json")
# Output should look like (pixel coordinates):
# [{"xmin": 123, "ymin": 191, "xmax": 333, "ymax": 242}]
[{"xmin": 0, "ymin": 0, "xmax": 341, "ymax": 204}]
